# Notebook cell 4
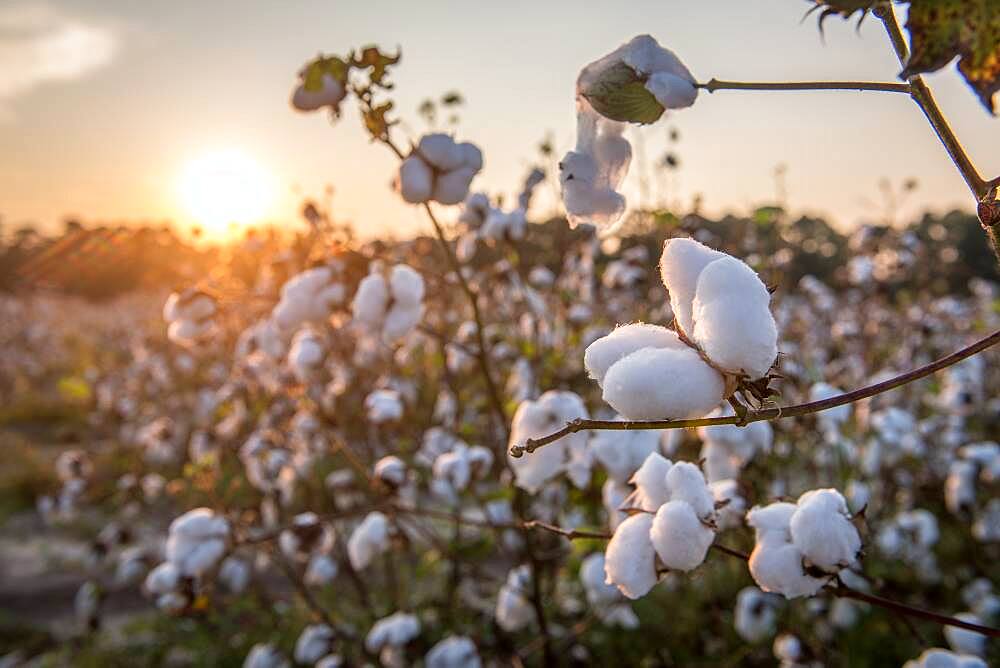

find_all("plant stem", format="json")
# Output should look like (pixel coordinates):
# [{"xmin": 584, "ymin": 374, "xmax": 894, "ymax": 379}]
[
  {"xmin": 698, "ymin": 79, "xmax": 910, "ymax": 94},
  {"xmin": 874, "ymin": 5, "xmax": 990, "ymax": 200},
  {"xmin": 510, "ymin": 327, "xmax": 1000, "ymax": 456}
]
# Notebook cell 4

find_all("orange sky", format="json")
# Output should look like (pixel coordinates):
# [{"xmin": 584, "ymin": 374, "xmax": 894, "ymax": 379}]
[{"xmin": 1, "ymin": 0, "xmax": 998, "ymax": 240}]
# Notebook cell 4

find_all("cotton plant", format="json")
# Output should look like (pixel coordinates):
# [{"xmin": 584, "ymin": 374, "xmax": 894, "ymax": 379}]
[
  {"xmin": 746, "ymin": 489, "xmax": 861, "ymax": 599},
  {"xmin": 271, "ymin": 263, "xmax": 346, "ymax": 332},
  {"xmin": 163, "ymin": 289, "xmax": 218, "ymax": 348},
  {"xmin": 351, "ymin": 262, "xmax": 425, "ymax": 345},
  {"xmin": 583, "ymin": 237, "xmax": 778, "ymax": 421},
  {"xmin": 603, "ymin": 455, "xmax": 718, "ymax": 599},
  {"xmin": 561, "ymin": 35, "xmax": 697, "ymax": 232}
]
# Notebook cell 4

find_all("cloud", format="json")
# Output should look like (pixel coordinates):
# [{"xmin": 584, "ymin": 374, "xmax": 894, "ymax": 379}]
[{"xmin": 0, "ymin": 2, "xmax": 118, "ymax": 117}]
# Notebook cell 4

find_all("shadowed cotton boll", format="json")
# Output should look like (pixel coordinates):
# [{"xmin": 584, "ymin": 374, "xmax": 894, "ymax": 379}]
[
  {"xmin": 288, "ymin": 328, "xmax": 325, "ymax": 383},
  {"xmin": 163, "ymin": 290, "xmax": 217, "ymax": 348},
  {"xmin": 425, "ymin": 636, "xmax": 481, "ymax": 668},
  {"xmin": 295, "ymin": 624, "xmax": 336, "ymax": 665},
  {"xmin": 244, "ymin": 643, "xmax": 290, "ymax": 668},
  {"xmin": 734, "ymin": 586, "xmax": 779, "ymax": 642},
  {"xmin": 650, "ymin": 500, "xmax": 714, "ymax": 571},
  {"xmin": 219, "ymin": 556, "xmax": 250, "ymax": 593},
  {"xmin": 507, "ymin": 391, "xmax": 589, "ymax": 492},
  {"xmin": 397, "ymin": 134, "xmax": 483, "ymax": 205},
  {"xmin": 352, "ymin": 264, "xmax": 425, "ymax": 345},
  {"xmin": 902, "ymin": 649, "xmax": 987, "ymax": 668},
  {"xmin": 603, "ymin": 512, "xmax": 657, "ymax": 599},
  {"xmin": 579, "ymin": 552, "xmax": 639, "ymax": 628},
  {"xmin": 629, "ymin": 452, "xmax": 672, "ymax": 512},
  {"xmin": 272, "ymin": 266, "xmax": 345, "ymax": 331},
  {"xmin": 348, "ymin": 511, "xmax": 390, "ymax": 571},
  {"xmin": 789, "ymin": 489, "xmax": 861, "ymax": 572},
  {"xmin": 165, "ymin": 508, "xmax": 230, "ymax": 576},
  {"xmin": 496, "ymin": 565, "xmax": 535, "ymax": 631},
  {"xmin": 365, "ymin": 389, "xmax": 404, "ymax": 423},
  {"xmin": 291, "ymin": 71, "xmax": 346, "ymax": 113}
]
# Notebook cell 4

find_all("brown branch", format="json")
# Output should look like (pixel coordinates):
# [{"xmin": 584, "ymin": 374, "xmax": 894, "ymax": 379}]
[
  {"xmin": 510, "ymin": 327, "xmax": 1000, "ymax": 457},
  {"xmin": 698, "ymin": 79, "xmax": 910, "ymax": 94}
]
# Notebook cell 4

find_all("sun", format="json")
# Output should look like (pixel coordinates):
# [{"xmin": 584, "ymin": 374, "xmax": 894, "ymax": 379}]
[{"xmin": 179, "ymin": 149, "xmax": 274, "ymax": 232}]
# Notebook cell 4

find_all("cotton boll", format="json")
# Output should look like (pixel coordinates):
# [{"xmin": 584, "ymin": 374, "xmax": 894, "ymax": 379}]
[
  {"xmin": 590, "ymin": 427, "xmax": 660, "ymax": 484},
  {"xmin": 629, "ymin": 452, "xmax": 672, "ymax": 511},
  {"xmin": 144, "ymin": 562, "xmax": 181, "ymax": 596},
  {"xmin": 665, "ymin": 461, "xmax": 714, "ymax": 519},
  {"xmin": 650, "ymin": 500, "xmax": 714, "ymax": 571},
  {"xmin": 434, "ymin": 166, "xmax": 478, "ymax": 205},
  {"xmin": 389, "ymin": 264, "xmax": 425, "ymax": 306},
  {"xmin": 711, "ymin": 479, "xmax": 747, "ymax": 530},
  {"xmin": 383, "ymin": 303, "xmax": 424, "ymax": 344},
  {"xmin": 604, "ymin": 513, "xmax": 657, "ymax": 599},
  {"xmin": 645, "ymin": 71, "xmax": 697, "ymax": 109},
  {"xmin": 295, "ymin": 624, "xmax": 336, "ymax": 664},
  {"xmin": 365, "ymin": 389, "xmax": 404, "ymax": 423},
  {"xmin": 902, "ymin": 649, "xmax": 988, "ymax": 668},
  {"xmin": 291, "ymin": 73, "xmax": 346, "ymax": 112},
  {"xmin": 219, "ymin": 557, "xmax": 250, "ymax": 593},
  {"xmin": 352, "ymin": 273, "xmax": 390, "ymax": 327},
  {"xmin": 691, "ymin": 256, "xmax": 778, "ymax": 379},
  {"xmin": 734, "ymin": 586, "xmax": 779, "ymax": 642},
  {"xmin": 348, "ymin": 511, "xmax": 390, "ymax": 571},
  {"xmin": 496, "ymin": 566, "xmax": 535, "ymax": 632},
  {"xmin": 305, "ymin": 554, "xmax": 339, "ymax": 586},
  {"xmin": 601, "ymin": 345, "xmax": 725, "ymax": 420},
  {"xmin": 583, "ymin": 323, "xmax": 683, "ymax": 386},
  {"xmin": 244, "ymin": 643, "xmax": 290, "ymax": 668},
  {"xmin": 747, "ymin": 502, "xmax": 797, "ymax": 543},
  {"xmin": 580, "ymin": 552, "xmax": 622, "ymax": 605},
  {"xmin": 165, "ymin": 508, "xmax": 229, "ymax": 576},
  {"xmin": 425, "ymin": 636, "xmax": 480, "ymax": 668},
  {"xmin": 659, "ymin": 238, "xmax": 725, "ymax": 337},
  {"xmin": 748, "ymin": 541, "xmax": 826, "ymax": 599},
  {"xmin": 789, "ymin": 489, "xmax": 860, "ymax": 571},
  {"xmin": 375, "ymin": 456, "xmax": 407, "ymax": 488},
  {"xmin": 603, "ymin": 479, "xmax": 630, "ymax": 530},
  {"xmin": 507, "ymin": 391, "xmax": 590, "ymax": 493},
  {"xmin": 418, "ymin": 133, "xmax": 465, "ymax": 171},
  {"xmin": 946, "ymin": 460, "xmax": 977, "ymax": 514},
  {"xmin": 398, "ymin": 156, "xmax": 434, "ymax": 204},
  {"xmin": 942, "ymin": 614, "xmax": 987, "ymax": 656}
]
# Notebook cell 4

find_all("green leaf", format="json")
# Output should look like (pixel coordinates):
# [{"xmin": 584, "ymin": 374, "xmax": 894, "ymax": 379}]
[
  {"xmin": 302, "ymin": 55, "xmax": 349, "ymax": 92},
  {"xmin": 580, "ymin": 61, "xmax": 665, "ymax": 124},
  {"xmin": 902, "ymin": 0, "xmax": 1000, "ymax": 114}
]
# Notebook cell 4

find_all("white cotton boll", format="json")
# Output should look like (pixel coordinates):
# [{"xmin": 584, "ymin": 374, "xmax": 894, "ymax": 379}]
[
  {"xmin": 665, "ymin": 461, "xmax": 715, "ymax": 520},
  {"xmin": 383, "ymin": 303, "xmax": 424, "ymax": 344},
  {"xmin": 496, "ymin": 567, "xmax": 535, "ymax": 632},
  {"xmin": 168, "ymin": 319, "xmax": 209, "ymax": 347},
  {"xmin": 944, "ymin": 614, "xmax": 987, "ymax": 656},
  {"xmin": 144, "ymin": 562, "xmax": 180, "ymax": 596},
  {"xmin": 295, "ymin": 624, "xmax": 336, "ymax": 664},
  {"xmin": 580, "ymin": 552, "xmax": 622, "ymax": 605},
  {"xmin": 691, "ymin": 256, "xmax": 777, "ymax": 379},
  {"xmin": 946, "ymin": 460, "xmax": 977, "ymax": 514},
  {"xmin": 734, "ymin": 586, "xmax": 778, "ymax": 642},
  {"xmin": 305, "ymin": 554, "xmax": 339, "ymax": 586},
  {"xmin": 244, "ymin": 643, "xmax": 290, "ymax": 668},
  {"xmin": 348, "ymin": 511, "xmax": 390, "ymax": 571},
  {"xmin": 288, "ymin": 329, "xmax": 325, "ymax": 381},
  {"xmin": 389, "ymin": 264, "xmax": 425, "ymax": 306},
  {"xmin": 425, "ymin": 636, "xmax": 480, "ymax": 668},
  {"xmin": 630, "ymin": 452, "xmax": 672, "ymax": 511},
  {"xmin": 398, "ymin": 155, "xmax": 434, "ymax": 204},
  {"xmin": 773, "ymin": 634, "xmax": 802, "ymax": 663},
  {"xmin": 375, "ymin": 456, "xmax": 407, "ymax": 487},
  {"xmin": 747, "ymin": 503, "xmax": 796, "ymax": 544},
  {"xmin": 973, "ymin": 499, "xmax": 1000, "ymax": 542},
  {"xmin": 604, "ymin": 513, "xmax": 657, "ymax": 599},
  {"xmin": 902, "ymin": 649, "xmax": 988, "ymax": 668},
  {"xmin": 749, "ymin": 541, "xmax": 826, "ymax": 599},
  {"xmin": 601, "ymin": 345, "xmax": 725, "ymax": 420},
  {"xmin": 418, "ymin": 133, "xmax": 465, "ymax": 171},
  {"xmin": 507, "ymin": 391, "xmax": 590, "ymax": 493},
  {"xmin": 291, "ymin": 73, "xmax": 346, "ymax": 112},
  {"xmin": 434, "ymin": 449, "xmax": 472, "ymax": 494},
  {"xmin": 459, "ymin": 142, "xmax": 483, "ymax": 171},
  {"xmin": 219, "ymin": 557, "xmax": 250, "ymax": 593},
  {"xmin": 352, "ymin": 273, "xmax": 390, "ymax": 326},
  {"xmin": 365, "ymin": 389, "xmax": 404, "ymax": 423},
  {"xmin": 583, "ymin": 323, "xmax": 683, "ymax": 386},
  {"xmin": 590, "ymin": 427, "xmax": 660, "ymax": 484},
  {"xmin": 165, "ymin": 508, "xmax": 229, "ymax": 576},
  {"xmin": 659, "ymin": 238, "xmax": 725, "ymax": 337},
  {"xmin": 650, "ymin": 500, "xmax": 714, "ymax": 571},
  {"xmin": 711, "ymin": 479, "xmax": 747, "ymax": 530},
  {"xmin": 645, "ymin": 71, "xmax": 698, "ymax": 109},
  {"xmin": 433, "ymin": 166, "xmax": 478, "ymax": 205},
  {"xmin": 789, "ymin": 489, "xmax": 860, "ymax": 571},
  {"xmin": 316, "ymin": 656, "xmax": 343, "ymax": 668}
]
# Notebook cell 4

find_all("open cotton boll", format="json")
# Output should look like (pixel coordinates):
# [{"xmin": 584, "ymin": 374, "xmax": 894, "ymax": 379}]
[
  {"xmin": 666, "ymin": 461, "xmax": 715, "ymax": 520},
  {"xmin": 650, "ymin": 500, "xmax": 715, "ymax": 571},
  {"xmin": 365, "ymin": 389, "xmax": 404, "ymax": 423},
  {"xmin": 902, "ymin": 649, "xmax": 988, "ymax": 668},
  {"xmin": 295, "ymin": 624, "xmax": 336, "ymax": 664},
  {"xmin": 603, "ymin": 479, "xmax": 630, "ymax": 530},
  {"xmin": 305, "ymin": 554, "xmax": 339, "ymax": 586},
  {"xmin": 144, "ymin": 562, "xmax": 180, "ymax": 596},
  {"xmin": 418, "ymin": 133, "xmax": 466, "ymax": 171},
  {"xmin": 691, "ymin": 256, "xmax": 778, "ymax": 379},
  {"xmin": 748, "ymin": 540, "xmax": 826, "ymax": 599},
  {"xmin": 244, "ymin": 643, "xmax": 290, "ymax": 668},
  {"xmin": 389, "ymin": 265, "xmax": 425, "ymax": 306},
  {"xmin": 374, "ymin": 456, "xmax": 407, "ymax": 487},
  {"xmin": 398, "ymin": 156, "xmax": 434, "ymax": 203},
  {"xmin": 559, "ymin": 118, "xmax": 631, "ymax": 231},
  {"xmin": 496, "ymin": 566, "xmax": 535, "ymax": 632},
  {"xmin": 629, "ymin": 452, "xmax": 672, "ymax": 511},
  {"xmin": 659, "ymin": 238, "xmax": 725, "ymax": 337},
  {"xmin": 789, "ymin": 489, "xmax": 860, "ymax": 571},
  {"xmin": 165, "ymin": 508, "xmax": 229, "ymax": 576},
  {"xmin": 584, "ymin": 323, "xmax": 684, "ymax": 386},
  {"xmin": 944, "ymin": 614, "xmax": 988, "ymax": 656},
  {"xmin": 507, "ymin": 391, "xmax": 589, "ymax": 493},
  {"xmin": 348, "ymin": 511, "xmax": 390, "ymax": 571},
  {"xmin": 425, "ymin": 636, "xmax": 481, "ymax": 668},
  {"xmin": 382, "ymin": 303, "xmax": 424, "ymax": 344},
  {"xmin": 352, "ymin": 273, "xmax": 390, "ymax": 327},
  {"xmin": 580, "ymin": 552, "xmax": 623, "ymax": 605},
  {"xmin": 646, "ymin": 71, "xmax": 698, "ymax": 109},
  {"xmin": 604, "ymin": 512, "xmax": 657, "ymax": 599},
  {"xmin": 710, "ymin": 479, "xmax": 747, "ymax": 530},
  {"xmin": 291, "ymin": 73, "xmax": 346, "ymax": 113},
  {"xmin": 434, "ymin": 167, "xmax": 479, "ymax": 205},
  {"xmin": 219, "ymin": 557, "xmax": 250, "ymax": 593},
  {"xmin": 288, "ymin": 329, "xmax": 325, "ymax": 381},
  {"xmin": 734, "ymin": 586, "xmax": 779, "ymax": 643},
  {"xmin": 601, "ymin": 345, "xmax": 725, "ymax": 420}
]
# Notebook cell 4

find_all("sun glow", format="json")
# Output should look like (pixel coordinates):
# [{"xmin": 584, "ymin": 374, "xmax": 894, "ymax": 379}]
[{"xmin": 179, "ymin": 149, "xmax": 274, "ymax": 232}]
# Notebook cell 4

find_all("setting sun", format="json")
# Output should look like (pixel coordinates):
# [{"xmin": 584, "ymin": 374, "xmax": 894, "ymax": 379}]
[{"xmin": 178, "ymin": 149, "xmax": 273, "ymax": 232}]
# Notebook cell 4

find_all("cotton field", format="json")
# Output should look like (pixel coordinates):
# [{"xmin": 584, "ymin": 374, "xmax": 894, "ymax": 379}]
[{"xmin": 2, "ymin": 3, "xmax": 1000, "ymax": 667}]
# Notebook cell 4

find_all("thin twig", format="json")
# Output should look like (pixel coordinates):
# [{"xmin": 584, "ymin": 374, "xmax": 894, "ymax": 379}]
[
  {"xmin": 698, "ymin": 79, "xmax": 910, "ymax": 94},
  {"xmin": 510, "ymin": 328, "xmax": 1000, "ymax": 456}
]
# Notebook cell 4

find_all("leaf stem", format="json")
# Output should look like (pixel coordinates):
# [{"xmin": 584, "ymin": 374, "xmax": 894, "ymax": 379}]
[{"xmin": 697, "ymin": 78, "xmax": 911, "ymax": 94}]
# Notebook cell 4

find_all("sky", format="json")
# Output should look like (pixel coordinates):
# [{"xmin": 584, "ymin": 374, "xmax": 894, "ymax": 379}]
[{"xmin": 0, "ymin": 0, "xmax": 998, "ymax": 240}]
